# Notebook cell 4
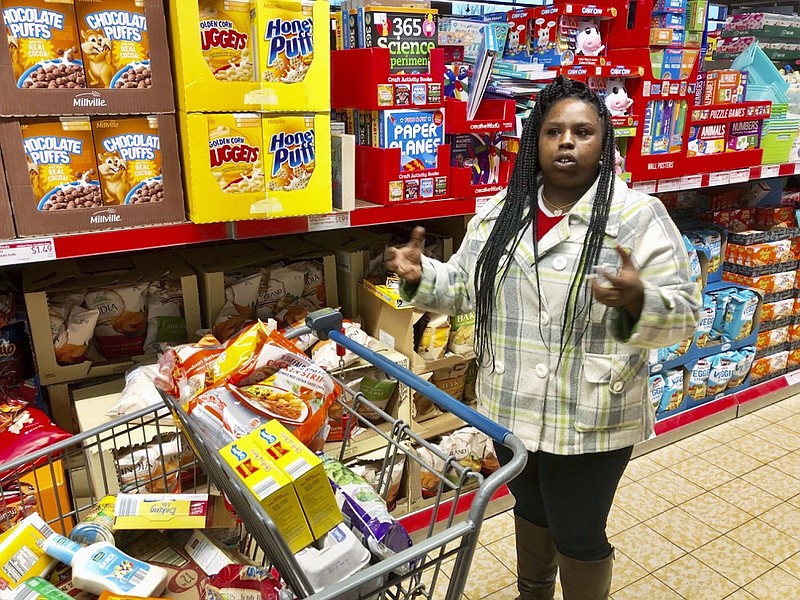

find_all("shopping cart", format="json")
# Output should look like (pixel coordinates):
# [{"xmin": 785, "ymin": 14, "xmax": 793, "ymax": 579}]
[{"xmin": 0, "ymin": 308, "xmax": 527, "ymax": 600}]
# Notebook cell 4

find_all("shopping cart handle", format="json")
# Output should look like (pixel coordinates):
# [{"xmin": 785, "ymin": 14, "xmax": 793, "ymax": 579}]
[{"xmin": 326, "ymin": 327, "xmax": 513, "ymax": 445}]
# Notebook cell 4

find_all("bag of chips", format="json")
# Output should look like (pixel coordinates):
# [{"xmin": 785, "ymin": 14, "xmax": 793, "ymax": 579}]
[
  {"xmin": 144, "ymin": 279, "xmax": 187, "ymax": 354},
  {"xmin": 84, "ymin": 283, "xmax": 149, "ymax": 359},
  {"xmin": 0, "ymin": 407, "xmax": 71, "ymax": 480}
]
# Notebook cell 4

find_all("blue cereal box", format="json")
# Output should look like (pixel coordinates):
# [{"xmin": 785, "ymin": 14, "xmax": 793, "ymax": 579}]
[{"xmin": 378, "ymin": 108, "xmax": 445, "ymax": 170}]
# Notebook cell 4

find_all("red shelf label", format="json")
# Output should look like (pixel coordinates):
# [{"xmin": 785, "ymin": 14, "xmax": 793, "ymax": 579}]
[{"xmin": 0, "ymin": 238, "xmax": 56, "ymax": 265}]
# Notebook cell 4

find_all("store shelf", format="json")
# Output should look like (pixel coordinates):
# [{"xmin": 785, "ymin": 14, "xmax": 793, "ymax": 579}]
[{"xmin": 633, "ymin": 161, "xmax": 800, "ymax": 194}]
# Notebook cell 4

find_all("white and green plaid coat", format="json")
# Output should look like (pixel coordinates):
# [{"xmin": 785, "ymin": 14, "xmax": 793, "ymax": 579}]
[{"xmin": 405, "ymin": 177, "xmax": 702, "ymax": 454}]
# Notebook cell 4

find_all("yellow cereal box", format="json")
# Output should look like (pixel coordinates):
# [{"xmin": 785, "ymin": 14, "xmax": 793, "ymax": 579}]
[
  {"xmin": 207, "ymin": 113, "xmax": 265, "ymax": 194},
  {"xmin": 74, "ymin": 0, "xmax": 150, "ymax": 89},
  {"xmin": 198, "ymin": 0, "xmax": 254, "ymax": 82}
]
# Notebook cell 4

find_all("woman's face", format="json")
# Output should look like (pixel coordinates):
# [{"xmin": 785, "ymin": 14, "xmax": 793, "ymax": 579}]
[{"xmin": 538, "ymin": 97, "xmax": 604, "ymax": 194}]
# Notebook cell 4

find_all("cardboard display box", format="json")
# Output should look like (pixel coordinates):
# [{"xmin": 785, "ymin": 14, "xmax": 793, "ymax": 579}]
[
  {"xmin": 0, "ymin": 146, "xmax": 16, "ymax": 240},
  {"xmin": 180, "ymin": 238, "xmax": 338, "ymax": 329},
  {"xmin": 1, "ymin": 114, "xmax": 186, "ymax": 237},
  {"xmin": 24, "ymin": 253, "xmax": 201, "ymax": 385},
  {"xmin": 169, "ymin": 0, "xmax": 330, "ymax": 113},
  {"xmin": 179, "ymin": 111, "xmax": 332, "ymax": 223},
  {"xmin": 0, "ymin": 0, "xmax": 174, "ymax": 117}
]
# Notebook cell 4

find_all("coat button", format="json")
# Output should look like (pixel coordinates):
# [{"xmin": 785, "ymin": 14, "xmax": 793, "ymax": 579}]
[
  {"xmin": 541, "ymin": 312, "xmax": 550, "ymax": 325},
  {"xmin": 535, "ymin": 363, "xmax": 548, "ymax": 378},
  {"xmin": 495, "ymin": 361, "xmax": 505, "ymax": 374},
  {"xmin": 611, "ymin": 381, "xmax": 625, "ymax": 393},
  {"xmin": 552, "ymin": 257, "xmax": 568, "ymax": 271}
]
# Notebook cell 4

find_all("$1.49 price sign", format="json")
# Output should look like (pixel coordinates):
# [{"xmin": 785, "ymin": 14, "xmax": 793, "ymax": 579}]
[{"xmin": 0, "ymin": 238, "xmax": 56, "ymax": 266}]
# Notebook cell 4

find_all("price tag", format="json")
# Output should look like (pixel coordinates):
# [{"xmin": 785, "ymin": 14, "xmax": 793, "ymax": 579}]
[
  {"xmin": 794, "ymin": 163, "xmax": 800, "ymax": 175},
  {"xmin": 761, "ymin": 165, "xmax": 780, "ymax": 179},
  {"xmin": 656, "ymin": 178, "xmax": 680, "ymax": 193},
  {"xmin": 0, "ymin": 238, "xmax": 56, "ymax": 266},
  {"xmin": 307, "ymin": 212, "xmax": 351, "ymax": 232},
  {"xmin": 680, "ymin": 175, "xmax": 702, "ymax": 190},
  {"xmin": 729, "ymin": 169, "xmax": 750, "ymax": 184},
  {"xmin": 475, "ymin": 195, "xmax": 493, "ymax": 213},
  {"xmin": 632, "ymin": 181, "xmax": 656, "ymax": 194},
  {"xmin": 785, "ymin": 369, "xmax": 800, "ymax": 387},
  {"xmin": 708, "ymin": 172, "xmax": 730, "ymax": 187}
]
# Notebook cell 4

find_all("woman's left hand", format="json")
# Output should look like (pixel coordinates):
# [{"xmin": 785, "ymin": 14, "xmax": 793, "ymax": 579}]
[{"xmin": 592, "ymin": 245, "xmax": 645, "ymax": 321}]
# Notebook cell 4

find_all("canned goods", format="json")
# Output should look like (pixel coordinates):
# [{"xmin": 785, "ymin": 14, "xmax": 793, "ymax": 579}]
[{"xmin": 69, "ymin": 496, "xmax": 116, "ymax": 545}]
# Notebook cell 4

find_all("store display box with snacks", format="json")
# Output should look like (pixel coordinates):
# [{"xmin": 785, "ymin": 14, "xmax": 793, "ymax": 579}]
[
  {"xmin": 0, "ymin": 115, "xmax": 185, "ymax": 237},
  {"xmin": 170, "ymin": 0, "xmax": 330, "ymax": 113},
  {"xmin": 23, "ymin": 253, "xmax": 201, "ymax": 385},
  {"xmin": 179, "ymin": 238, "xmax": 338, "ymax": 330},
  {"xmin": 0, "ymin": 147, "xmax": 16, "ymax": 241},
  {"xmin": 179, "ymin": 112, "xmax": 332, "ymax": 223},
  {"xmin": 0, "ymin": 0, "xmax": 174, "ymax": 117}
]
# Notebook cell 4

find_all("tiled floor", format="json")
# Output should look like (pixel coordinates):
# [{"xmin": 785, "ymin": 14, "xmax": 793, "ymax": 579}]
[{"xmin": 440, "ymin": 393, "xmax": 800, "ymax": 599}]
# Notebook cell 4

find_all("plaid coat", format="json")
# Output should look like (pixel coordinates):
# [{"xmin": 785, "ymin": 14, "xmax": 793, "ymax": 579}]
[{"xmin": 406, "ymin": 177, "xmax": 701, "ymax": 454}]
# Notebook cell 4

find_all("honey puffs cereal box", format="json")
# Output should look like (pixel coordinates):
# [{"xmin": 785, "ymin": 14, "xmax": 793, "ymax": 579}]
[
  {"xmin": 208, "ymin": 113, "xmax": 265, "ymax": 194},
  {"xmin": 198, "ymin": 0, "xmax": 254, "ymax": 82}
]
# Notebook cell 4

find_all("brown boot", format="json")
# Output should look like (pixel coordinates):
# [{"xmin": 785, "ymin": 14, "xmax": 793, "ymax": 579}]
[
  {"xmin": 514, "ymin": 516, "xmax": 558, "ymax": 600},
  {"xmin": 557, "ymin": 549, "xmax": 614, "ymax": 600}
]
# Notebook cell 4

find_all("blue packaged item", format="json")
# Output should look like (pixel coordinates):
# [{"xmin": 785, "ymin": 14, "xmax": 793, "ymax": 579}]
[
  {"xmin": 722, "ymin": 290, "xmax": 759, "ymax": 342},
  {"xmin": 660, "ymin": 369, "xmax": 684, "ymax": 413},
  {"xmin": 710, "ymin": 288, "xmax": 735, "ymax": 341},
  {"xmin": 649, "ymin": 373, "xmax": 666, "ymax": 411},
  {"xmin": 727, "ymin": 346, "xmax": 755, "ymax": 388},
  {"xmin": 654, "ymin": 0, "xmax": 687, "ymax": 11},
  {"xmin": 687, "ymin": 229, "xmax": 722, "ymax": 278},
  {"xmin": 682, "ymin": 235, "xmax": 702, "ymax": 282},
  {"xmin": 706, "ymin": 353, "xmax": 736, "ymax": 396},
  {"xmin": 687, "ymin": 358, "xmax": 711, "ymax": 400},
  {"xmin": 695, "ymin": 294, "xmax": 716, "ymax": 348}
]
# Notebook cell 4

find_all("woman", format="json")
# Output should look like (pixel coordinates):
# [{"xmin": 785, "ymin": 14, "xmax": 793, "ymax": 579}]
[{"xmin": 386, "ymin": 76, "xmax": 701, "ymax": 599}]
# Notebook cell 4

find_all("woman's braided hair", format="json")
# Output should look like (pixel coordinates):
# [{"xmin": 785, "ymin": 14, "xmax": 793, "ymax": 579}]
[{"xmin": 473, "ymin": 75, "xmax": 617, "ymax": 368}]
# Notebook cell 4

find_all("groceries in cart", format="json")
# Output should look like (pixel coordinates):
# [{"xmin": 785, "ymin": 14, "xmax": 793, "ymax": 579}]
[
  {"xmin": 416, "ymin": 427, "xmax": 497, "ymax": 498},
  {"xmin": 0, "ymin": 406, "xmax": 71, "ymax": 479},
  {"xmin": 113, "ymin": 433, "xmax": 199, "ymax": 494}
]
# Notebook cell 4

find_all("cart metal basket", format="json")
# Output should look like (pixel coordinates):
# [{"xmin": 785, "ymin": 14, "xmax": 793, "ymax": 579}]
[{"xmin": 0, "ymin": 309, "xmax": 527, "ymax": 600}]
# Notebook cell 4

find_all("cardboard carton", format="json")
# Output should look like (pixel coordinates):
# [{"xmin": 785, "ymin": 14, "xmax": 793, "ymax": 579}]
[
  {"xmin": 0, "ymin": 0, "xmax": 174, "ymax": 117},
  {"xmin": 0, "ymin": 147, "xmax": 16, "ymax": 241},
  {"xmin": 114, "ymin": 493, "xmax": 236, "ymax": 530},
  {"xmin": 1, "ymin": 115, "xmax": 186, "ymax": 237},
  {"xmin": 23, "ymin": 253, "xmax": 201, "ymax": 385}
]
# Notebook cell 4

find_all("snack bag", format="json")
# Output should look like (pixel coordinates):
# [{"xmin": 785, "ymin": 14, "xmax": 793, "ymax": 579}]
[
  {"xmin": 114, "ymin": 432, "xmax": 198, "ymax": 493},
  {"xmin": 213, "ymin": 272, "xmax": 262, "ymax": 341},
  {"xmin": 0, "ymin": 482, "xmax": 37, "ymax": 533},
  {"xmin": 349, "ymin": 373, "xmax": 398, "ymax": 423},
  {"xmin": 710, "ymin": 289, "xmax": 734, "ymax": 341},
  {"xmin": 0, "ymin": 407, "xmax": 71, "ymax": 479},
  {"xmin": 660, "ymin": 369, "xmax": 684, "ymax": 413},
  {"xmin": 83, "ymin": 282, "xmax": 149, "ymax": 359},
  {"xmin": 143, "ymin": 279, "xmax": 187, "ymax": 354},
  {"xmin": 722, "ymin": 290, "xmax": 759, "ymax": 342},
  {"xmin": 256, "ymin": 266, "xmax": 304, "ymax": 321},
  {"xmin": 206, "ymin": 565, "xmax": 284, "ymax": 600},
  {"xmin": 682, "ymin": 235, "xmax": 702, "ymax": 282},
  {"xmin": 75, "ymin": 0, "xmax": 150, "ymax": 89},
  {"xmin": 431, "ymin": 361, "xmax": 469, "ymax": 401},
  {"xmin": 416, "ymin": 313, "xmax": 450, "ymax": 360},
  {"xmin": 706, "ymin": 353, "xmax": 735, "ymax": 396},
  {"xmin": 727, "ymin": 346, "xmax": 755, "ymax": 388},
  {"xmin": 286, "ymin": 259, "xmax": 326, "ymax": 308},
  {"xmin": 155, "ymin": 333, "xmax": 225, "ymax": 400},
  {"xmin": 0, "ymin": 321, "xmax": 33, "ymax": 388},
  {"xmin": 649, "ymin": 373, "xmax": 666, "ymax": 412},
  {"xmin": 309, "ymin": 321, "xmax": 371, "ymax": 370},
  {"xmin": 687, "ymin": 358, "xmax": 711, "ymax": 400},
  {"xmin": 51, "ymin": 304, "xmax": 100, "ymax": 366},
  {"xmin": 198, "ymin": 0, "xmax": 254, "ymax": 82},
  {"xmin": 448, "ymin": 312, "xmax": 475, "ymax": 355},
  {"xmin": 694, "ymin": 294, "xmax": 716, "ymax": 348}
]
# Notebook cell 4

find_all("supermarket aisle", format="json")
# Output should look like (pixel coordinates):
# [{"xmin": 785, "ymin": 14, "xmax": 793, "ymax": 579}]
[{"xmin": 438, "ymin": 393, "xmax": 800, "ymax": 600}]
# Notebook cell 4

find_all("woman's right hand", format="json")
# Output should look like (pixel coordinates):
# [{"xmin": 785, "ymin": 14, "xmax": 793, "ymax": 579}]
[{"xmin": 384, "ymin": 227, "xmax": 426, "ymax": 284}]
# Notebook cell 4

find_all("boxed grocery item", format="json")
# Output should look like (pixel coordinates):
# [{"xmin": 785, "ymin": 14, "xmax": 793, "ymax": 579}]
[
  {"xmin": 170, "ymin": 0, "xmax": 330, "ymax": 112},
  {"xmin": 0, "ymin": 0, "xmax": 174, "ymax": 116},
  {"xmin": 0, "ymin": 115, "xmax": 185, "ymax": 236},
  {"xmin": 114, "ymin": 493, "xmax": 236, "ymax": 529},
  {"xmin": 220, "ymin": 435, "xmax": 313, "ymax": 553},
  {"xmin": 179, "ymin": 112, "xmax": 331, "ymax": 223},
  {"xmin": 23, "ymin": 253, "xmax": 201, "ymax": 385},
  {"xmin": 0, "ymin": 147, "xmax": 16, "ymax": 241}
]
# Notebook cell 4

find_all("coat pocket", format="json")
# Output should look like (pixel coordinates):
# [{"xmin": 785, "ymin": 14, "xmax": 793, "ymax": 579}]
[{"xmin": 575, "ymin": 352, "xmax": 645, "ymax": 432}]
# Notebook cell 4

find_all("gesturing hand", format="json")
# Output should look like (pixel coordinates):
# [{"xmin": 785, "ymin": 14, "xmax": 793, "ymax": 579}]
[
  {"xmin": 384, "ymin": 227, "xmax": 426, "ymax": 284},
  {"xmin": 592, "ymin": 245, "xmax": 645, "ymax": 320}
]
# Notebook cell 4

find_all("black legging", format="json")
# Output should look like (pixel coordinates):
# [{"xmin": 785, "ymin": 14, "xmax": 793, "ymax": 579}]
[{"xmin": 495, "ymin": 443, "xmax": 633, "ymax": 562}]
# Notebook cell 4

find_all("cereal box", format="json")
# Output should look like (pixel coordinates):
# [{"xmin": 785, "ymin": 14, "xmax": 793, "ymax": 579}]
[
  {"xmin": 378, "ymin": 108, "xmax": 445, "ymax": 170},
  {"xmin": 92, "ymin": 116, "xmax": 161, "ymax": 206},
  {"xmin": 255, "ymin": 0, "xmax": 314, "ymax": 85},
  {"xmin": 74, "ymin": 0, "xmax": 150, "ymax": 89},
  {"xmin": 356, "ymin": 7, "xmax": 438, "ymax": 73},
  {"xmin": 687, "ymin": 123, "xmax": 727, "ymax": 156},
  {"xmin": 198, "ymin": 0, "xmax": 253, "ymax": 83},
  {"xmin": 207, "ymin": 113, "xmax": 265, "ymax": 194},
  {"xmin": 21, "ymin": 117, "xmax": 101, "ymax": 211},
  {"xmin": 3, "ymin": 0, "xmax": 86, "ymax": 88}
]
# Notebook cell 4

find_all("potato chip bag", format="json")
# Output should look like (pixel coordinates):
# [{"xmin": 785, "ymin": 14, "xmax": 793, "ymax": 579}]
[
  {"xmin": 84, "ymin": 283, "xmax": 148, "ymax": 358},
  {"xmin": 687, "ymin": 358, "xmax": 711, "ymax": 400}
]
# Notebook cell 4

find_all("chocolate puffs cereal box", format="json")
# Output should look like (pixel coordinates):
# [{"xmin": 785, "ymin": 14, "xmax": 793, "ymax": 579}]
[
  {"xmin": 21, "ymin": 117, "xmax": 102, "ymax": 211},
  {"xmin": 92, "ymin": 116, "xmax": 162, "ymax": 206},
  {"xmin": 4, "ymin": 0, "xmax": 86, "ymax": 88},
  {"xmin": 74, "ymin": 0, "xmax": 150, "ymax": 89}
]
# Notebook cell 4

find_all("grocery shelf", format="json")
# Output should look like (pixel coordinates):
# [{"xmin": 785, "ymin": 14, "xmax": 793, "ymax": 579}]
[{"xmin": 633, "ymin": 161, "xmax": 800, "ymax": 194}]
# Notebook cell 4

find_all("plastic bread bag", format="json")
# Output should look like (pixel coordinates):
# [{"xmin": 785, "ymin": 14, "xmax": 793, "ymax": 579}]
[
  {"xmin": 106, "ymin": 364, "xmax": 165, "ymax": 417},
  {"xmin": 448, "ymin": 312, "xmax": 475, "ymax": 355},
  {"xmin": 113, "ymin": 432, "xmax": 198, "ymax": 493},
  {"xmin": 722, "ymin": 290, "xmax": 759, "ymax": 342},
  {"xmin": 687, "ymin": 358, "xmax": 711, "ymax": 401},
  {"xmin": 649, "ymin": 373, "xmax": 666, "ymax": 412},
  {"xmin": 155, "ymin": 333, "xmax": 225, "ymax": 401},
  {"xmin": 659, "ymin": 369, "xmax": 684, "ymax": 413},
  {"xmin": 84, "ymin": 282, "xmax": 149, "ymax": 359},
  {"xmin": 727, "ymin": 346, "xmax": 755, "ymax": 389},
  {"xmin": 286, "ymin": 259, "xmax": 327, "ymax": 308},
  {"xmin": 705, "ymin": 353, "xmax": 736, "ymax": 396},
  {"xmin": 53, "ymin": 305, "xmax": 100, "ymax": 366},
  {"xmin": 144, "ymin": 279, "xmax": 187, "ymax": 354},
  {"xmin": 310, "ymin": 321, "xmax": 373, "ymax": 371},
  {"xmin": 694, "ymin": 294, "xmax": 716, "ymax": 348},
  {"xmin": 321, "ymin": 454, "xmax": 413, "ymax": 570},
  {"xmin": 415, "ymin": 313, "xmax": 450, "ymax": 361}
]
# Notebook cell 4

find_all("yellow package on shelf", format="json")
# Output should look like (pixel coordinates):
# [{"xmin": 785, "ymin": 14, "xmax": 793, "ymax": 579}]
[
  {"xmin": 181, "ymin": 112, "xmax": 332, "ymax": 223},
  {"xmin": 220, "ymin": 436, "xmax": 313, "ymax": 553},
  {"xmin": 170, "ymin": 0, "xmax": 330, "ymax": 112},
  {"xmin": 252, "ymin": 421, "xmax": 342, "ymax": 540}
]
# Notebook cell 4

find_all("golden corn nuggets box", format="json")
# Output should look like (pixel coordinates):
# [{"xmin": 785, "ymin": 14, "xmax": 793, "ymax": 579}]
[
  {"xmin": 207, "ymin": 113, "xmax": 265, "ymax": 194},
  {"xmin": 198, "ymin": 0, "xmax": 254, "ymax": 82},
  {"xmin": 74, "ymin": 0, "xmax": 150, "ymax": 89},
  {"xmin": 256, "ymin": 0, "xmax": 314, "ymax": 84},
  {"xmin": 4, "ymin": 0, "xmax": 86, "ymax": 88}
]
